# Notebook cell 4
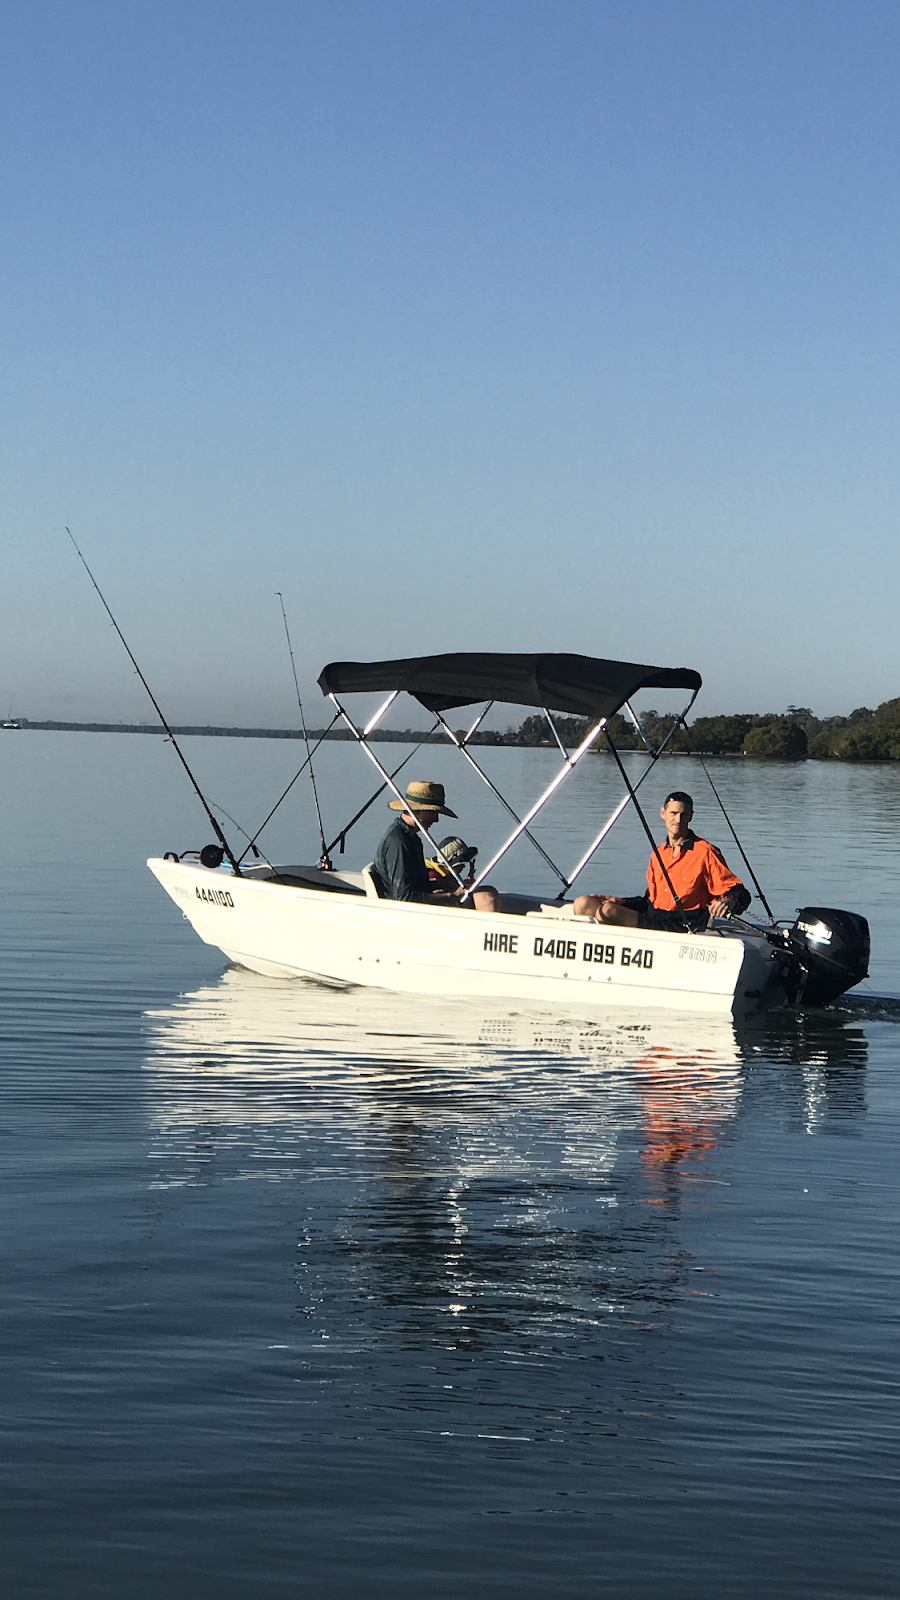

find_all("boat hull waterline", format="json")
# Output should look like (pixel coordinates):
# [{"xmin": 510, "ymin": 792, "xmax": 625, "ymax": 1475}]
[{"xmin": 148, "ymin": 858, "xmax": 785, "ymax": 1016}]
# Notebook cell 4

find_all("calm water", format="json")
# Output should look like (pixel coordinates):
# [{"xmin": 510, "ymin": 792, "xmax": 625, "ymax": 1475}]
[{"xmin": 2, "ymin": 733, "xmax": 900, "ymax": 1598}]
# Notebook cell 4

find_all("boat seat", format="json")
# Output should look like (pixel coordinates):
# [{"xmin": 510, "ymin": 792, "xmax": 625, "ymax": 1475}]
[
  {"xmin": 271, "ymin": 870, "xmax": 363, "ymax": 894},
  {"xmin": 360, "ymin": 864, "xmax": 382, "ymax": 900}
]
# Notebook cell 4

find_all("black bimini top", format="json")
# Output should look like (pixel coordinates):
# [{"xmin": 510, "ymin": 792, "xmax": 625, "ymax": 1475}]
[{"xmin": 317, "ymin": 652, "xmax": 701, "ymax": 722}]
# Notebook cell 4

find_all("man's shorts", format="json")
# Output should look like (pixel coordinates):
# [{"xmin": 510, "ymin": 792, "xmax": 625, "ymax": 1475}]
[{"xmin": 636, "ymin": 904, "xmax": 710, "ymax": 933}]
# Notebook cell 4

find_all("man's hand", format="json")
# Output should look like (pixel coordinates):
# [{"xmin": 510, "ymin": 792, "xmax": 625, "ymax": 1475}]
[
  {"xmin": 708, "ymin": 897, "xmax": 733, "ymax": 919},
  {"xmin": 450, "ymin": 862, "xmax": 477, "ymax": 897}
]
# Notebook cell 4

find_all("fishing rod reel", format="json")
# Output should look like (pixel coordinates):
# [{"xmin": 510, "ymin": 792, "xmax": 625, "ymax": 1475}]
[{"xmin": 163, "ymin": 845, "xmax": 227, "ymax": 868}]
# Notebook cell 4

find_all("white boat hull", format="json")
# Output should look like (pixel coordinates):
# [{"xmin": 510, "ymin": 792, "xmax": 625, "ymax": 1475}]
[{"xmin": 148, "ymin": 857, "xmax": 786, "ymax": 1017}]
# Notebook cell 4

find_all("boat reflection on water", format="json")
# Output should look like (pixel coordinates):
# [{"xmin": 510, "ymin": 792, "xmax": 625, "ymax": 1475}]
[
  {"xmin": 141, "ymin": 967, "xmax": 869, "ymax": 1347},
  {"xmin": 742, "ymin": 1001, "xmax": 871, "ymax": 1135},
  {"xmin": 143, "ymin": 964, "xmax": 746, "ymax": 1153}
]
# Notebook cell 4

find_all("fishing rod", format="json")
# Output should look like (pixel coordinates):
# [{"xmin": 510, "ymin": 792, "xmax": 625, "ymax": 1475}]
[
  {"xmin": 322, "ymin": 702, "xmax": 494, "ymax": 858},
  {"xmin": 604, "ymin": 729, "xmax": 692, "ymax": 932},
  {"xmin": 237, "ymin": 713, "xmax": 341, "ymax": 864},
  {"xmin": 207, "ymin": 798, "xmax": 264, "ymax": 861},
  {"xmin": 276, "ymin": 592, "xmax": 332, "ymax": 869},
  {"xmin": 66, "ymin": 528, "xmax": 243, "ymax": 877},
  {"xmin": 678, "ymin": 718, "xmax": 774, "ymax": 918},
  {"xmin": 322, "ymin": 725, "xmax": 441, "ymax": 857}
]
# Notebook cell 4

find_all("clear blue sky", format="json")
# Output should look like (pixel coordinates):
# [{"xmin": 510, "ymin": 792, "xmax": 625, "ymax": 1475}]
[{"xmin": 2, "ymin": 0, "xmax": 898, "ymax": 724}]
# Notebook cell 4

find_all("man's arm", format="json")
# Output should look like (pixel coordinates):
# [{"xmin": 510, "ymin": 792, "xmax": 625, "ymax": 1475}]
[
  {"xmin": 704, "ymin": 843, "xmax": 750, "ymax": 916},
  {"xmin": 376, "ymin": 827, "xmax": 429, "ymax": 901},
  {"xmin": 619, "ymin": 892, "xmax": 650, "ymax": 913},
  {"xmin": 708, "ymin": 886, "xmax": 751, "ymax": 917}
]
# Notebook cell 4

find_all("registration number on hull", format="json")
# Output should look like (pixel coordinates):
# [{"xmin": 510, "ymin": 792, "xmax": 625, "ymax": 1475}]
[
  {"xmin": 484, "ymin": 933, "xmax": 654, "ymax": 971},
  {"xmin": 195, "ymin": 885, "xmax": 234, "ymax": 908}
]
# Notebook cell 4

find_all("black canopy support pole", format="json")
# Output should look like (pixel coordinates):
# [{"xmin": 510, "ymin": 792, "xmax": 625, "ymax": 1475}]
[
  {"xmin": 604, "ymin": 729, "xmax": 692, "ymax": 932},
  {"xmin": 432, "ymin": 709, "xmax": 569, "ymax": 888},
  {"xmin": 66, "ymin": 528, "xmax": 244, "ymax": 877},
  {"xmin": 558, "ymin": 754, "xmax": 659, "ymax": 898},
  {"xmin": 238, "ymin": 713, "xmax": 341, "ymax": 863},
  {"xmin": 328, "ymin": 695, "xmax": 466, "ymax": 887},
  {"xmin": 678, "ymin": 719, "xmax": 774, "ymax": 919}
]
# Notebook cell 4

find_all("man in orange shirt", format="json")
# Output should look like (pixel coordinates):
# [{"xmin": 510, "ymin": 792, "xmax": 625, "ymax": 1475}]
[{"xmin": 573, "ymin": 791, "xmax": 751, "ymax": 931}]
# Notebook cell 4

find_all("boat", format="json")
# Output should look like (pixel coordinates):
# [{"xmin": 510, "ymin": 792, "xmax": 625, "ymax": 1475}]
[{"xmin": 147, "ymin": 650, "xmax": 870, "ymax": 1016}]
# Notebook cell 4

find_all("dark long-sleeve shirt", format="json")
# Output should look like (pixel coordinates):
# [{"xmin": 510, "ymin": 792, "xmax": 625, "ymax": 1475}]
[{"xmin": 371, "ymin": 815, "xmax": 432, "ymax": 901}]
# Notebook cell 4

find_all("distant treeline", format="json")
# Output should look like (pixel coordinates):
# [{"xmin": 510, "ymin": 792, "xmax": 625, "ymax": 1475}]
[
  {"xmin": 10, "ymin": 720, "xmax": 406, "ymax": 740},
  {"xmin": 608, "ymin": 703, "xmax": 894, "ymax": 760},
  {"xmin": 489, "ymin": 704, "xmax": 894, "ymax": 760},
  {"xmin": 9, "ymin": 720, "xmax": 467, "ymax": 742},
  {"xmin": 10, "ymin": 701, "xmax": 900, "ymax": 759},
  {"xmin": 461, "ymin": 702, "xmax": 900, "ymax": 760}
]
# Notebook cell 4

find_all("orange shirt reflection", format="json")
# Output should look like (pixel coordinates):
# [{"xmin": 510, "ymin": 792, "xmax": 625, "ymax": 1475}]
[{"xmin": 634, "ymin": 1044, "xmax": 738, "ymax": 1177}]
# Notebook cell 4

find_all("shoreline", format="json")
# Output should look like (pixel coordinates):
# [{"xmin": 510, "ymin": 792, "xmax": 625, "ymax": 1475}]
[
  {"xmin": 4, "ymin": 718, "xmax": 899, "ymax": 762},
  {"xmin": 4, "ymin": 720, "xmax": 459, "ymax": 742}
]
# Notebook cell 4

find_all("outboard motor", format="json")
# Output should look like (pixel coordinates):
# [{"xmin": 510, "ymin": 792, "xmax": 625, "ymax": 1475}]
[{"xmin": 785, "ymin": 907, "xmax": 870, "ymax": 1005}]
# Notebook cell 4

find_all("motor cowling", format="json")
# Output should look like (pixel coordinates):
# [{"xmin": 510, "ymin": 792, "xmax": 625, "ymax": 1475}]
[{"xmin": 785, "ymin": 907, "xmax": 870, "ymax": 1006}]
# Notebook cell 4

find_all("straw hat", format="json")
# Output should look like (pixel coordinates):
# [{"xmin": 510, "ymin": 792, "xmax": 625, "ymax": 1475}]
[{"xmin": 388, "ymin": 780, "xmax": 457, "ymax": 817}]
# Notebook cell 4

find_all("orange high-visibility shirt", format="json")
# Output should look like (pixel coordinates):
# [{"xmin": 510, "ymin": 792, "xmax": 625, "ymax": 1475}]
[{"xmin": 647, "ymin": 833, "xmax": 743, "ymax": 911}]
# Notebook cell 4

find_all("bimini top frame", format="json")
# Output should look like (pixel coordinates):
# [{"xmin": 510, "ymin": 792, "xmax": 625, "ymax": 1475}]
[{"xmin": 318, "ymin": 650, "xmax": 701, "ymax": 901}]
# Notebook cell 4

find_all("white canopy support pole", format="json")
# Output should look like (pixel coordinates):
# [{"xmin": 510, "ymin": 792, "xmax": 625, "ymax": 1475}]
[
  {"xmin": 464, "ymin": 718, "xmax": 607, "ymax": 899},
  {"xmin": 544, "ymin": 704, "xmax": 570, "ymax": 758},
  {"xmin": 327, "ymin": 694, "xmax": 466, "ymax": 888},
  {"xmin": 459, "ymin": 702, "xmax": 494, "ymax": 744},
  {"xmin": 364, "ymin": 691, "xmax": 399, "ymax": 736},
  {"xmin": 542, "ymin": 707, "xmax": 569, "ymax": 759},
  {"xmin": 562, "ymin": 768, "xmax": 655, "ymax": 894},
  {"xmin": 560, "ymin": 686, "xmax": 701, "ymax": 895},
  {"xmin": 432, "ymin": 709, "xmax": 569, "ymax": 888},
  {"xmin": 623, "ymin": 699, "xmax": 654, "ymax": 754}
]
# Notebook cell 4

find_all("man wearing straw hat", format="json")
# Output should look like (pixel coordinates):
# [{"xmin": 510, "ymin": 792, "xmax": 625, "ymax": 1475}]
[{"xmin": 371, "ymin": 780, "xmax": 501, "ymax": 912}]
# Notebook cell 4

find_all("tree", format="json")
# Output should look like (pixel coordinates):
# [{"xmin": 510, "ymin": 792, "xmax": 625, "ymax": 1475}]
[
  {"xmin": 684, "ymin": 714, "xmax": 756, "ymax": 754},
  {"xmin": 827, "ymin": 698, "xmax": 900, "ymax": 760},
  {"xmin": 742, "ymin": 718, "xmax": 808, "ymax": 758}
]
